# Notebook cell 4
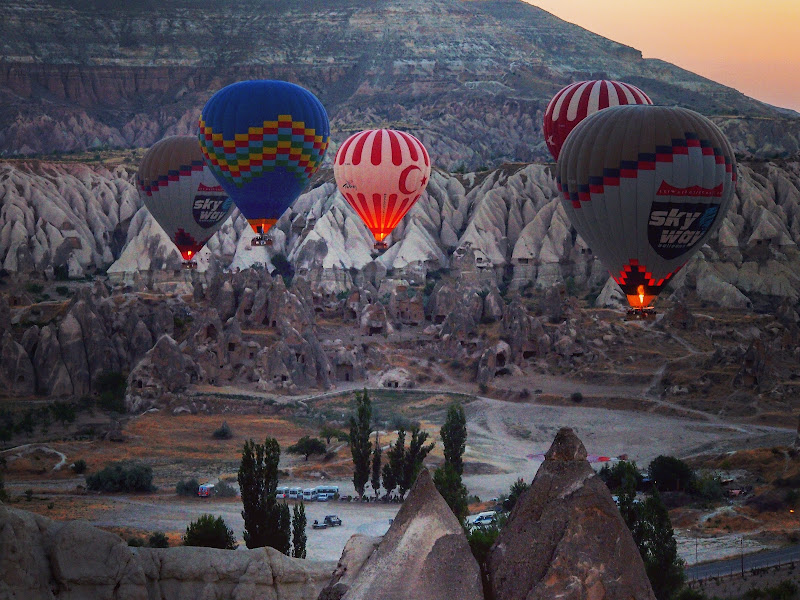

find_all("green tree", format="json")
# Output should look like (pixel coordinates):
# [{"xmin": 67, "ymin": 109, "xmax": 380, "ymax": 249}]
[
  {"xmin": 648, "ymin": 455, "xmax": 694, "ymax": 493},
  {"xmin": 148, "ymin": 532, "xmax": 169, "ymax": 548},
  {"xmin": 287, "ymin": 436, "xmax": 327, "ymax": 460},
  {"xmin": 371, "ymin": 432, "xmax": 382, "ymax": 498},
  {"xmin": 618, "ymin": 482, "xmax": 685, "ymax": 600},
  {"xmin": 276, "ymin": 502, "xmax": 291, "ymax": 555},
  {"xmin": 433, "ymin": 462, "xmax": 469, "ymax": 521},
  {"xmin": 399, "ymin": 426, "xmax": 434, "ymax": 498},
  {"xmin": 292, "ymin": 502, "xmax": 307, "ymax": 559},
  {"xmin": 502, "ymin": 478, "xmax": 530, "ymax": 512},
  {"xmin": 238, "ymin": 437, "xmax": 290, "ymax": 552},
  {"xmin": 320, "ymin": 425, "xmax": 348, "ymax": 445},
  {"xmin": 183, "ymin": 514, "xmax": 237, "ymax": 549},
  {"xmin": 598, "ymin": 460, "xmax": 643, "ymax": 494},
  {"xmin": 382, "ymin": 427, "xmax": 405, "ymax": 497},
  {"xmin": 349, "ymin": 390, "xmax": 373, "ymax": 498},
  {"xmin": 440, "ymin": 403, "xmax": 467, "ymax": 476}
]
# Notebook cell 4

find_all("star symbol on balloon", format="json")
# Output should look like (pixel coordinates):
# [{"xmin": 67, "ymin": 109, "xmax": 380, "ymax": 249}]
[{"xmin": 420, "ymin": 175, "xmax": 428, "ymax": 187}]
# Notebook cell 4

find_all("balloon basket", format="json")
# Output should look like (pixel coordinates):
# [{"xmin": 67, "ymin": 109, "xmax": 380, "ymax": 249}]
[
  {"xmin": 374, "ymin": 241, "xmax": 388, "ymax": 251},
  {"xmin": 182, "ymin": 261, "xmax": 198, "ymax": 270},
  {"xmin": 626, "ymin": 307, "xmax": 656, "ymax": 320},
  {"xmin": 251, "ymin": 236, "xmax": 271, "ymax": 247}
]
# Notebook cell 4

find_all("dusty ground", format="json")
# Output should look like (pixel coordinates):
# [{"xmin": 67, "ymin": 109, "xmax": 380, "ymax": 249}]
[
  {"xmin": 688, "ymin": 563, "xmax": 800, "ymax": 599},
  {"xmin": 4, "ymin": 388, "xmax": 795, "ymax": 565}
]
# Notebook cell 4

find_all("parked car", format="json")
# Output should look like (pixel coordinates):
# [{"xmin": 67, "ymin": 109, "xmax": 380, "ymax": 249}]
[
  {"xmin": 198, "ymin": 484, "xmax": 215, "ymax": 497},
  {"xmin": 323, "ymin": 515, "xmax": 342, "ymax": 527},
  {"xmin": 316, "ymin": 493, "xmax": 330, "ymax": 502},
  {"xmin": 312, "ymin": 519, "xmax": 328, "ymax": 529}
]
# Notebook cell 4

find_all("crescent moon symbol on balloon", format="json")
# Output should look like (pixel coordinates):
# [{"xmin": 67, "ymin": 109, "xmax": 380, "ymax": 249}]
[{"xmin": 398, "ymin": 165, "xmax": 421, "ymax": 195}]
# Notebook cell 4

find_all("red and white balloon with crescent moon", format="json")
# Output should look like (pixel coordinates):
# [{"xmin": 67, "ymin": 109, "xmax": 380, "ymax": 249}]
[
  {"xmin": 334, "ymin": 129, "xmax": 431, "ymax": 245},
  {"xmin": 543, "ymin": 80, "xmax": 653, "ymax": 161}
]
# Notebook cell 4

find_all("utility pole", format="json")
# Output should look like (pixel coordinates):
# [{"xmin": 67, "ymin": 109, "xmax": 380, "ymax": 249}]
[{"xmin": 740, "ymin": 537, "xmax": 744, "ymax": 577}]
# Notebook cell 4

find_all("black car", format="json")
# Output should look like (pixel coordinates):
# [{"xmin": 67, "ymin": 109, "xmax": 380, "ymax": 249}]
[{"xmin": 323, "ymin": 515, "xmax": 342, "ymax": 527}]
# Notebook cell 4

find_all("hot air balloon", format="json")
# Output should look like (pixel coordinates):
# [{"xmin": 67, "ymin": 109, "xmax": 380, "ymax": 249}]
[
  {"xmin": 199, "ymin": 80, "xmax": 330, "ymax": 246},
  {"xmin": 544, "ymin": 80, "xmax": 652, "ymax": 161},
  {"xmin": 333, "ymin": 129, "xmax": 431, "ymax": 250},
  {"xmin": 556, "ymin": 105, "xmax": 737, "ymax": 312},
  {"xmin": 137, "ymin": 135, "xmax": 233, "ymax": 269}
]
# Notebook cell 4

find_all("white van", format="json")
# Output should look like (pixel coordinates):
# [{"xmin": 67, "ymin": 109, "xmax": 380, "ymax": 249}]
[
  {"xmin": 276, "ymin": 486, "xmax": 289, "ymax": 499},
  {"xmin": 288, "ymin": 487, "xmax": 302, "ymax": 500},
  {"xmin": 302, "ymin": 488, "xmax": 316, "ymax": 501},
  {"xmin": 469, "ymin": 511, "xmax": 497, "ymax": 529},
  {"xmin": 314, "ymin": 485, "xmax": 339, "ymax": 499}
]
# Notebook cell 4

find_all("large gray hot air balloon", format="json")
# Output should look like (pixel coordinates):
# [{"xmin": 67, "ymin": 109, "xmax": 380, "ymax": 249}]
[
  {"xmin": 556, "ymin": 105, "xmax": 737, "ymax": 309},
  {"xmin": 137, "ymin": 136, "xmax": 233, "ymax": 267}
]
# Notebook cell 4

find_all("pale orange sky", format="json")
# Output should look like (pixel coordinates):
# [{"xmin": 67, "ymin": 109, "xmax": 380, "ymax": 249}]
[{"xmin": 526, "ymin": 0, "xmax": 800, "ymax": 112}]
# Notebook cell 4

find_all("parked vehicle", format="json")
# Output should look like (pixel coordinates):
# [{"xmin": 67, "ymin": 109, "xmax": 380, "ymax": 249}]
[
  {"xmin": 303, "ymin": 488, "xmax": 316, "ymax": 501},
  {"xmin": 314, "ymin": 485, "xmax": 339, "ymax": 499},
  {"xmin": 198, "ymin": 484, "xmax": 215, "ymax": 497},
  {"xmin": 318, "ymin": 493, "xmax": 332, "ymax": 501},
  {"xmin": 323, "ymin": 515, "xmax": 342, "ymax": 527},
  {"xmin": 468, "ymin": 511, "xmax": 497, "ymax": 529},
  {"xmin": 288, "ymin": 487, "xmax": 302, "ymax": 500},
  {"xmin": 312, "ymin": 519, "xmax": 327, "ymax": 529},
  {"xmin": 276, "ymin": 486, "xmax": 289, "ymax": 500}
]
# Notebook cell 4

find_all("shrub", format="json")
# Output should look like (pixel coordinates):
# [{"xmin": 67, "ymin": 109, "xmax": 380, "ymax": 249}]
[
  {"xmin": 24, "ymin": 489, "xmax": 33, "ymax": 501},
  {"xmin": 96, "ymin": 371, "xmax": 127, "ymax": 413},
  {"xmin": 648, "ymin": 456, "xmax": 695, "ymax": 493},
  {"xmin": 71, "ymin": 459, "xmax": 87, "ymax": 474},
  {"xmin": 183, "ymin": 514, "xmax": 237, "ymax": 549},
  {"xmin": 148, "ymin": 532, "xmax": 169, "ymax": 548},
  {"xmin": 86, "ymin": 462, "xmax": 154, "ymax": 493},
  {"xmin": 212, "ymin": 421, "xmax": 233, "ymax": 440},
  {"xmin": 176, "ymin": 478, "xmax": 200, "ymax": 496},
  {"xmin": 478, "ymin": 383, "xmax": 489, "ymax": 394},
  {"xmin": 128, "ymin": 537, "xmax": 145, "ymax": 547},
  {"xmin": 570, "ymin": 392, "xmax": 583, "ymax": 403},
  {"xmin": 26, "ymin": 283, "xmax": 43, "ymax": 294},
  {"xmin": 214, "ymin": 480, "xmax": 237, "ymax": 498},
  {"xmin": 55, "ymin": 286, "xmax": 70, "ymax": 296}
]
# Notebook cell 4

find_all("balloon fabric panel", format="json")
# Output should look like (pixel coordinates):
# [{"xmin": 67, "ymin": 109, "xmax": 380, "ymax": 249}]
[
  {"xmin": 556, "ymin": 105, "xmax": 736, "ymax": 308},
  {"xmin": 199, "ymin": 80, "xmax": 330, "ymax": 235},
  {"xmin": 137, "ymin": 135, "xmax": 233, "ymax": 261},
  {"xmin": 334, "ymin": 129, "xmax": 431, "ymax": 244}
]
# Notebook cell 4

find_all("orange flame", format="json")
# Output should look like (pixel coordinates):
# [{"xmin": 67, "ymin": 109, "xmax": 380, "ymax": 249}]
[{"xmin": 637, "ymin": 285, "xmax": 645, "ymax": 306}]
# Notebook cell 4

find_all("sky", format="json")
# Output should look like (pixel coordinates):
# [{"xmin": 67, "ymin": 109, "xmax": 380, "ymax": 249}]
[{"xmin": 526, "ymin": 0, "xmax": 800, "ymax": 112}]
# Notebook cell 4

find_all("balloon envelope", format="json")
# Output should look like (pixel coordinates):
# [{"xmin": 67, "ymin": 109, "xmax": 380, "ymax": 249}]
[
  {"xmin": 137, "ymin": 135, "xmax": 233, "ymax": 261},
  {"xmin": 199, "ymin": 80, "xmax": 330, "ymax": 237},
  {"xmin": 544, "ymin": 80, "xmax": 652, "ymax": 161},
  {"xmin": 333, "ymin": 129, "xmax": 431, "ymax": 245},
  {"xmin": 556, "ymin": 105, "xmax": 737, "ymax": 308}
]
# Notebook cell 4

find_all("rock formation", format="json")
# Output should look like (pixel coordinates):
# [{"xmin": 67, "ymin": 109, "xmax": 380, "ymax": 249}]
[
  {"xmin": 0, "ymin": 505, "xmax": 335, "ymax": 600},
  {"xmin": 317, "ymin": 535, "xmax": 382, "ymax": 600},
  {"xmin": 338, "ymin": 469, "xmax": 483, "ymax": 600},
  {"xmin": 488, "ymin": 428, "xmax": 656, "ymax": 600}
]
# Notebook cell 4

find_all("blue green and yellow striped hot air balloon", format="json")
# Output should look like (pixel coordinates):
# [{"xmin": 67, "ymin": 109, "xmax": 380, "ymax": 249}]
[{"xmin": 199, "ymin": 80, "xmax": 330, "ymax": 246}]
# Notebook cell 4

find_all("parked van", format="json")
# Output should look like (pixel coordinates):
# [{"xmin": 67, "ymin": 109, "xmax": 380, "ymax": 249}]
[
  {"xmin": 303, "ymin": 488, "xmax": 316, "ymax": 501},
  {"xmin": 314, "ymin": 485, "xmax": 339, "ymax": 499},
  {"xmin": 198, "ymin": 484, "xmax": 215, "ymax": 497},
  {"xmin": 468, "ymin": 511, "xmax": 497, "ymax": 529},
  {"xmin": 288, "ymin": 487, "xmax": 302, "ymax": 500},
  {"xmin": 276, "ymin": 486, "xmax": 289, "ymax": 499}
]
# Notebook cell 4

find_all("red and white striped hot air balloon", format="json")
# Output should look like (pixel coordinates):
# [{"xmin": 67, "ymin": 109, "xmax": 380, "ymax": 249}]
[
  {"xmin": 334, "ymin": 129, "xmax": 431, "ymax": 250},
  {"xmin": 543, "ymin": 80, "xmax": 653, "ymax": 161}
]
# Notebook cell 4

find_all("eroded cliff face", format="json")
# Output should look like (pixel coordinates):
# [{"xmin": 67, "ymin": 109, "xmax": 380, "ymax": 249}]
[
  {"xmin": 2, "ymin": 158, "xmax": 799, "ymax": 312},
  {"xmin": 1, "ymin": 0, "xmax": 798, "ymax": 162}
]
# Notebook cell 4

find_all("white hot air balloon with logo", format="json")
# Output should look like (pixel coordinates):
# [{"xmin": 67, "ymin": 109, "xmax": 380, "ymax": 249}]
[{"xmin": 333, "ymin": 129, "xmax": 431, "ymax": 250}]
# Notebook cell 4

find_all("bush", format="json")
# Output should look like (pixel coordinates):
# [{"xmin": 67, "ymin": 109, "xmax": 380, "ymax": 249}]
[
  {"xmin": 212, "ymin": 421, "xmax": 233, "ymax": 440},
  {"xmin": 86, "ymin": 462, "xmax": 154, "ymax": 493},
  {"xmin": 648, "ymin": 455, "xmax": 694, "ymax": 493},
  {"xmin": 26, "ymin": 283, "xmax": 43, "ymax": 294},
  {"xmin": 148, "ymin": 532, "xmax": 169, "ymax": 548},
  {"xmin": 467, "ymin": 523, "xmax": 502, "ymax": 593},
  {"xmin": 24, "ymin": 489, "xmax": 33, "ymax": 501},
  {"xmin": 176, "ymin": 478, "xmax": 200, "ymax": 496},
  {"xmin": 71, "ymin": 459, "xmax": 87, "ymax": 474},
  {"xmin": 570, "ymin": 392, "xmax": 583, "ymax": 403},
  {"xmin": 128, "ymin": 537, "xmax": 145, "ymax": 547},
  {"xmin": 183, "ymin": 514, "xmax": 237, "ymax": 549},
  {"xmin": 55, "ymin": 286, "xmax": 70, "ymax": 296},
  {"xmin": 215, "ymin": 480, "xmax": 237, "ymax": 498},
  {"xmin": 502, "ymin": 478, "xmax": 530, "ymax": 512},
  {"xmin": 96, "ymin": 371, "xmax": 127, "ymax": 413}
]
